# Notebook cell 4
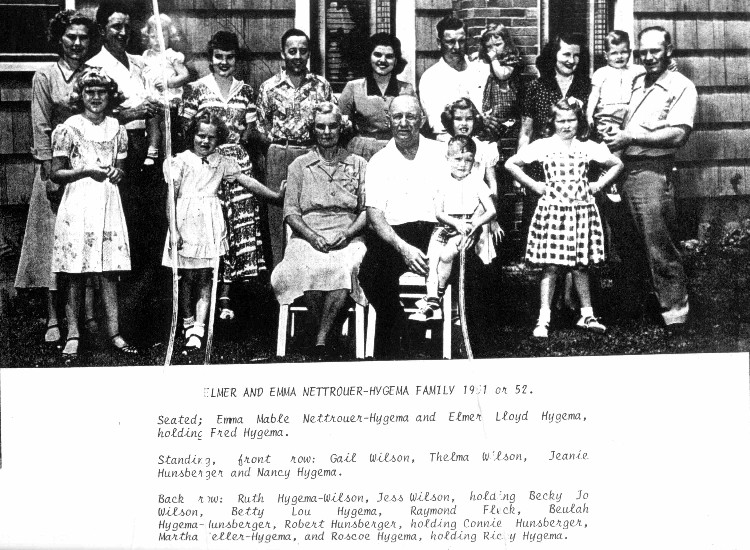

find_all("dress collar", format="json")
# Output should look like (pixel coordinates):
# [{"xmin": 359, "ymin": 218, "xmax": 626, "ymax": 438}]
[
  {"xmin": 202, "ymin": 74, "xmax": 244, "ymax": 102},
  {"xmin": 365, "ymin": 74, "xmax": 400, "ymax": 97}
]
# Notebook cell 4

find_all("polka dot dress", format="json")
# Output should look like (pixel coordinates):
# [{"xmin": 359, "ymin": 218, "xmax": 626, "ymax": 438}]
[{"xmin": 522, "ymin": 137, "xmax": 605, "ymax": 267}]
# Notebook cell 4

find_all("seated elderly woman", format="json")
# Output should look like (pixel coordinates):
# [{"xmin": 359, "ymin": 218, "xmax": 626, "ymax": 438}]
[{"xmin": 271, "ymin": 102, "xmax": 367, "ymax": 357}]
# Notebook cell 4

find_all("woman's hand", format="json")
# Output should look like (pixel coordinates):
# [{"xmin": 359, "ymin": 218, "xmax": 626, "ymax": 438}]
[
  {"xmin": 310, "ymin": 234, "xmax": 329, "ymax": 253},
  {"xmin": 325, "ymin": 230, "xmax": 349, "ymax": 250}
]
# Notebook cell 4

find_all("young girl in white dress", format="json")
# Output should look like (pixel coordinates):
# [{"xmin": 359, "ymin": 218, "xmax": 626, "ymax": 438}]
[
  {"xmin": 505, "ymin": 98, "xmax": 623, "ymax": 338},
  {"xmin": 163, "ymin": 114, "xmax": 283, "ymax": 351},
  {"xmin": 50, "ymin": 67, "xmax": 135, "ymax": 362}
]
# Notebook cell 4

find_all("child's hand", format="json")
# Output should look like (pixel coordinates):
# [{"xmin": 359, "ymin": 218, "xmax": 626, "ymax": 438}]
[
  {"xmin": 106, "ymin": 166, "xmax": 124, "ymax": 185},
  {"xmin": 456, "ymin": 220, "xmax": 473, "ymax": 236},
  {"xmin": 589, "ymin": 181, "xmax": 604, "ymax": 195},
  {"xmin": 86, "ymin": 165, "xmax": 109, "ymax": 182},
  {"xmin": 325, "ymin": 230, "xmax": 348, "ymax": 250},
  {"xmin": 154, "ymin": 80, "xmax": 166, "ymax": 93},
  {"xmin": 46, "ymin": 179, "xmax": 62, "ymax": 212},
  {"xmin": 278, "ymin": 179, "xmax": 287, "ymax": 198}
]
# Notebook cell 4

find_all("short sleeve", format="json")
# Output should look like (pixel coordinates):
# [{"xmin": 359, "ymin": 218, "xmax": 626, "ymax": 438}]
[
  {"xmin": 283, "ymin": 158, "xmax": 304, "ymax": 219},
  {"xmin": 591, "ymin": 67, "xmax": 607, "ymax": 88},
  {"xmin": 472, "ymin": 175, "xmax": 493, "ymax": 204},
  {"xmin": 164, "ymin": 153, "xmax": 186, "ymax": 186},
  {"xmin": 116, "ymin": 125, "xmax": 129, "ymax": 159},
  {"xmin": 584, "ymin": 140, "xmax": 615, "ymax": 165},
  {"xmin": 338, "ymin": 81, "xmax": 355, "ymax": 117},
  {"xmin": 364, "ymin": 154, "xmax": 387, "ymax": 212},
  {"xmin": 515, "ymin": 139, "xmax": 544, "ymax": 165},
  {"xmin": 167, "ymin": 49, "xmax": 185, "ymax": 65},
  {"xmin": 665, "ymin": 80, "xmax": 697, "ymax": 129},
  {"xmin": 51, "ymin": 124, "xmax": 73, "ymax": 158},
  {"xmin": 180, "ymin": 83, "xmax": 199, "ymax": 119}
]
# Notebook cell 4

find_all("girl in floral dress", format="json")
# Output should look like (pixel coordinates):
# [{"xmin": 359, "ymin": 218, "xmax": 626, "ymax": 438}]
[
  {"xmin": 505, "ymin": 98, "xmax": 623, "ymax": 338},
  {"xmin": 180, "ymin": 31, "xmax": 264, "ymax": 320},
  {"xmin": 50, "ymin": 67, "xmax": 135, "ymax": 362}
]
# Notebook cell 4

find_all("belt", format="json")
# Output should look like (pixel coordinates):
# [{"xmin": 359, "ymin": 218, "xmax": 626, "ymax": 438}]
[
  {"xmin": 271, "ymin": 139, "xmax": 312, "ymax": 147},
  {"xmin": 622, "ymin": 155, "xmax": 675, "ymax": 164}
]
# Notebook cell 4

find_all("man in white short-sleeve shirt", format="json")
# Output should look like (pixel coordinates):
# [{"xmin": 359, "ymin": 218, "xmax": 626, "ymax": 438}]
[
  {"xmin": 605, "ymin": 26, "xmax": 697, "ymax": 330},
  {"xmin": 359, "ymin": 95, "xmax": 446, "ymax": 358},
  {"xmin": 418, "ymin": 16, "xmax": 495, "ymax": 142}
]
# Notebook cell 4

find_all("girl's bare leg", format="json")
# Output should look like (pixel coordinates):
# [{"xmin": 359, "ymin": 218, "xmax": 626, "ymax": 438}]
[
  {"xmin": 63, "ymin": 275, "xmax": 83, "ymax": 356},
  {"xmin": 45, "ymin": 288, "xmax": 60, "ymax": 343},
  {"xmin": 570, "ymin": 268, "xmax": 593, "ymax": 309},
  {"xmin": 84, "ymin": 277, "xmax": 98, "ymax": 334},
  {"xmin": 100, "ymin": 273, "xmax": 135, "ymax": 351}
]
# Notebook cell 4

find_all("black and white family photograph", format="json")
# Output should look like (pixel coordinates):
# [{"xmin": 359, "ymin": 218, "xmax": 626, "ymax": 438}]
[{"xmin": 1, "ymin": 0, "xmax": 748, "ymax": 366}]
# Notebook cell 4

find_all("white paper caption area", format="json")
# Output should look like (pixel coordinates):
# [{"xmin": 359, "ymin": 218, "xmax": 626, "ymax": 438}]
[{"xmin": 0, "ymin": 354, "xmax": 748, "ymax": 550}]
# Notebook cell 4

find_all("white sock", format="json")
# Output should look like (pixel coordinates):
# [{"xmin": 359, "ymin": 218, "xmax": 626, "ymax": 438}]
[
  {"xmin": 538, "ymin": 307, "xmax": 551, "ymax": 324},
  {"xmin": 580, "ymin": 306, "xmax": 594, "ymax": 319}
]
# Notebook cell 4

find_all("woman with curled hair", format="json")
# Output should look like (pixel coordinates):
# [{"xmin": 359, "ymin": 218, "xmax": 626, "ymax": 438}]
[
  {"xmin": 15, "ymin": 10, "xmax": 99, "ymax": 346},
  {"xmin": 180, "ymin": 30, "xmax": 266, "ymax": 321},
  {"xmin": 516, "ymin": 33, "xmax": 592, "ymax": 264},
  {"xmin": 338, "ymin": 33, "xmax": 415, "ymax": 160},
  {"xmin": 49, "ymin": 67, "xmax": 134, "ymax": 361},
  {"xmin": 271, "ymin": 102, "xmax": 368, "ymax": 358}
]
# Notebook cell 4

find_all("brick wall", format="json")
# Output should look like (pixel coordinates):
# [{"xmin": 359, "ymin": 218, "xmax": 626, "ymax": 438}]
[{"xmin": 453, "ymin": 0, "xmax": 540, "ymax": 75}]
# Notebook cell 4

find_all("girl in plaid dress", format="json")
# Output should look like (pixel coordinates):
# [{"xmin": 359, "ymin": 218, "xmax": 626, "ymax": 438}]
[{"xmin": 505, "ymin": 98, "xmax": 622, "ymax": 338}]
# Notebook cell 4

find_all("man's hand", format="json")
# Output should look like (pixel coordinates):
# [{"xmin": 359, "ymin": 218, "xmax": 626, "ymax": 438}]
[
  {"xmin": 603, "ymin": 127, "xmax": 632, "ymax": 152},
  {"xmin": 398, "ymin": 242, "xmax": 428, "ymax": 276},
  {"xmin": 120, "ymin": 98, "xmax": 161, "ymax": 121}
]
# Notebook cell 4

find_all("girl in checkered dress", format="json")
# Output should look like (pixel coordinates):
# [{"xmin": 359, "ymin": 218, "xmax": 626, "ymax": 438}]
[{"xmin": 505, "ymin": 98, "xmax": 623, "ymax": 338}]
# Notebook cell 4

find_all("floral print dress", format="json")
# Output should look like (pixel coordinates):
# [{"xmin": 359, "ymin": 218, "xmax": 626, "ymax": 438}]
[{"xmin": 51, "ymin": 115, "xmax": 130, "ymax": 273}]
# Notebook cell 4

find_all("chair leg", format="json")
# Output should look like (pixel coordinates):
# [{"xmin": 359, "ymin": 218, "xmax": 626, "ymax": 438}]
[
  {"xmin": 290, "ymin": 311, "xmax": 296, "ymax": 337},
  {"xmin": 443, "ymin": 284, "xmax": 452, "ymax": 359},
  {"xmin": 355, "ymin": 303, "xmax": 365, "ymax": 359},
  {"xmin": 276, "ymin": 304, "xmax": 289, "ymax": 357},
  {"xmin": 342, "ymin": 316, "xmax": 350, "ymax": 337},
  {"xmin": 365, "ymin": 304, "xmax": 376, "ymax": 357}
]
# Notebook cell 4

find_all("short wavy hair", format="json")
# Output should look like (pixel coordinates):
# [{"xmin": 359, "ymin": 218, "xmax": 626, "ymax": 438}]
[
  {"xmin": 141, "ymin": 14, "xmax": 182, "ymax": 50},
  {"xmin": 542, "ymin": 97, "xmax": 589, "ymax": 140},
  {"xmin": 69, "ymin": 67, "xmax": 125, "ymax": 113},
  {"xmin": 207, "ymin": 30, "xmax": 240, "ymax": 60},
  {"xmin": 441, "ymin": 97, "xmax": 485, "ymax": 137},
  {"xmin": 446, "ymin": 134, "xmax": 477, "ymax": 157},
  {"xmin": 309, "ymin": 101, "xmax": 342, "ymax": 141},
  {"xmin": 365, "ymin": 33, "xmax": 407, "ymax": 75},
  {"xmin": 535, "ymin": 32, "xmax": 590, "ymax": 82},
  {"xmin": 48, "ymin": 10, "xmax": 97, "ymax": 52},
  {"xmin": 185, "ymin": 112, "xmax": 229, "ymax": 148},
  {"xmin": 95, "ymin": 0, "xmax": 132, "ymax": 28}
]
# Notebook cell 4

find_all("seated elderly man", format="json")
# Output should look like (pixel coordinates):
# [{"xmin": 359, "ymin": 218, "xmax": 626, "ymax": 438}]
[{"xmin": 359, "ymin": 95, "xmax": 446, "ymax": 358}]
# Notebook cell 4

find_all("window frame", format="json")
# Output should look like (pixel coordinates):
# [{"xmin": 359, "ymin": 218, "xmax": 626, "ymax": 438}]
[{"xmin": 0, "ymin": 0, "xmax": 75, "ymax": 72}]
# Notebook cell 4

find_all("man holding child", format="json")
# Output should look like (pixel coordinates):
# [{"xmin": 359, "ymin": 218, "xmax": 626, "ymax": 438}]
[{"xmin": 605, "ymin": 26, "xmax": 697, "ymax": 331}]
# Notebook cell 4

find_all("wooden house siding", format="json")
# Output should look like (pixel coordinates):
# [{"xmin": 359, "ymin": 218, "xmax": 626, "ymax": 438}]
[
  {"xmin": 634, "ymin": 2, "xmax": 750, "ymax": 198},
  {"xmin": 415, "ymin": 0, "xmax": 454, "ymax": 84}
]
